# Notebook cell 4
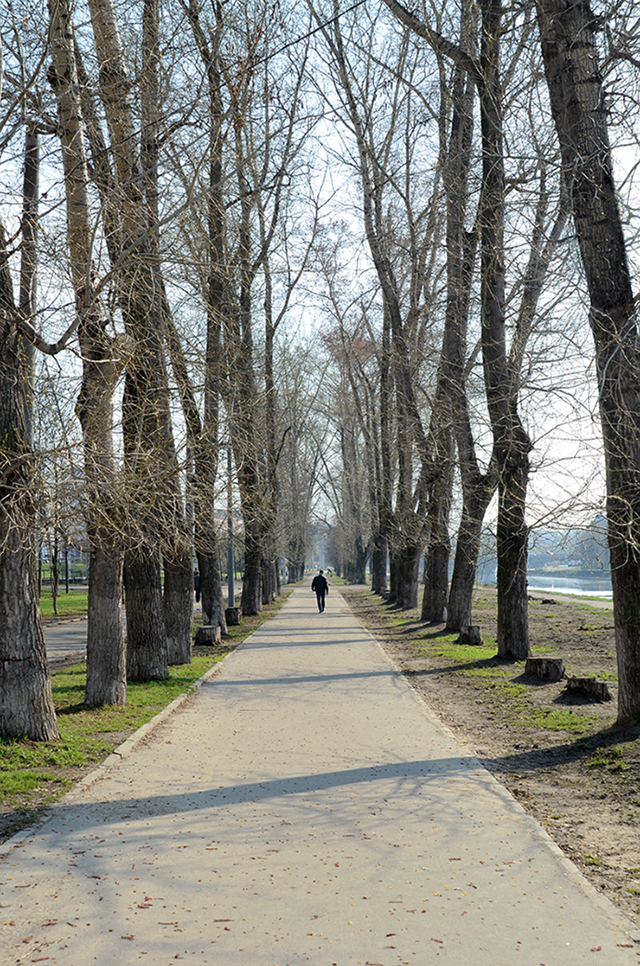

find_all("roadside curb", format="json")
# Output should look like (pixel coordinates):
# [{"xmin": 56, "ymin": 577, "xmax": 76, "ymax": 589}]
[
  {"xmin": 0, "ymin": 643, "xmax": 245, "ymax": 858},
  {"xmin": 342, "ymin": 591, "xmax": 640, "ymax": 946}
]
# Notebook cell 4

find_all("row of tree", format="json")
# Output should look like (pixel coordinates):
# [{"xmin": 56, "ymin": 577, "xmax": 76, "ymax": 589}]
[
  {"xmin": 299, "ymin": 0, "xmax": 640, "ymax": 720},
  {"xmin": 1, "ymin": 0, "xmax": 640, "ymax": 740}
]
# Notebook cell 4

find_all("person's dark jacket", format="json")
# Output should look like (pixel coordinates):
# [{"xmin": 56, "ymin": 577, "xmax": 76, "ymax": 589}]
[{"xmin": 311, "ymin": 574, "xmax": 328, "ymax": 595}]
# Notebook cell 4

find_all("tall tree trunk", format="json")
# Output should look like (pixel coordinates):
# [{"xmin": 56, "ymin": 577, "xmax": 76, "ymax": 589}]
[
  {"xmin": 328, "ymin": 8, "xmax": 432, "ymax": 610},
  {"xmin": 182, "ymin": 0, "xmax": 228, "ymax": 637},
  {"xmin": 447, "ymin": 480, "xmax": 495, "ymax": 631},
  {"xmin": 241, "ymin": 518, "xmax": 263, "ymax": 615},
  {"xmin": 87, "ymin": 0, "xmax": 178, "ymax": 679},
  {"xmin": 48, "ymin": 0, "xmax": 126, "ymax": 705},
  {"xmin": 373, "ymin": 306, "xmax": 393, "ymax": 595},
  {"xmin": 124, "ymin": 550, "xmax": 167, "ymax": 681},
  {"xmin": 164, "ymin": 550, "xmax": 193, "ymax": 664},
  {"xmin": 537, "ymin": 0, "xmax": 640, "ymax": 721},
  {"xmin": 421, "ymin": 433, "xmax": 454, "ymax": 623},
  {"xmin": 394, "ymin": 543, "xmax": 422, "ymax": 609},
  {"xmin": 142, "ymin": 0, "xmax": 192, "ymax": 664},
  {"xmin": 379, "ymin": 0, "xmax": 532, "ymax": 653},
  {"xmin": 478, "ymin": 0, "xmax": 531, "ymax": 659},
  {"xmin": 232, "ymin": 120, "xmax": 263, "ymax": 618},
  {"xmin": 0, "ymin": 220, "xmax": 59, "ymax": 740}
]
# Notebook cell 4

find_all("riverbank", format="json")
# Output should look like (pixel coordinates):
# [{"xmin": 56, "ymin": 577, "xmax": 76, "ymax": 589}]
[{"xmin": 343, "ymin": 583, "xmax": 640, "ymax": 926}]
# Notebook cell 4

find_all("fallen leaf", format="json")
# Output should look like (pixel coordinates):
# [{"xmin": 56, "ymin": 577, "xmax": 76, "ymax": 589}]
[
  {"xmin": 431, "ymin": 938, "xmax": 444, "ymax": 944},
  {"xmin": 121, "ymin": 934, "xmax": 134, "ymax": 940},
  {"xmin": 224, "ymin": 926, "xmax": 231, "ymax": 931},
  {"xmin": 41, "ymin": 921, "xmax": 57, "ymax": 927},
  {"xmin": 616, "ymin": 944, "xmax": 634, "ymax": 948},
  {"xmin": 22, "ymin": 936, "xmax": 33, "ymax": 943},
  {"xmin": 87, "ymin": 875, "xmax": 101, "ymax": 879},
  {"xmin": 591, "ymin": 947, "xmax": 602, "ymax": 952},
  {"xmin": 214, "ymin": 918, "xmax": 232, "ymax": 922},
  {"xmin": 137, "ymin": 903, "xmax": 152, "ymax": 909}
]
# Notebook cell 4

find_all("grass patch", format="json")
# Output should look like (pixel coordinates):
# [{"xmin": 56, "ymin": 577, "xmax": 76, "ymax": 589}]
[
  {"xmin": 1, "ymin": 590, "xmax": 292, "ymax": 839},
  {"xmin": 517, "ymin": 707, "xmax": 600, "ymax": 734},
  {"xmin": 587, "ymin": 746, "xmax": 628, "ymax": 771},
  {"xmin": 39, "ymin": 589, "xmax": 89, "ymax": 620},
  {"xmin": 343, "ymin": 586, "xmax": 613, "ymax": 739}
]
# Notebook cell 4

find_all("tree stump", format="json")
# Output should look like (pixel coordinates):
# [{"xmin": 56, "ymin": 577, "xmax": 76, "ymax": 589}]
[
  {"xmin": 195, "ymin": 624, "xmax": 221, "ymax": 646},
  {"xmin": 225, "ymin": 606, "xmax": 241, "ymax": 626},
  {"xmin": 564, "ymin": 677, "xmax": 612, "ymax": 702},
  {"xmin": 457, "ymin": 625, "xmax": 483, "ymax": 646},
  {"xmin": 525, "ymin": 656, "xmax": 565, "ymax": 682}
]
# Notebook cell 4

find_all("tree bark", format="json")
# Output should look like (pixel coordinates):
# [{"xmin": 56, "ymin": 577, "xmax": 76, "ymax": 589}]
[
  {"xmin": 164, "ymin": 549, "xmax": 193, "ymax": 665},
  {"xmin": 477, "ymin": 0, "xmax": 531, "ymax": 659},
  {"xmin": 421, "ymin": 472, "xmax": 453, "ymax": 623},
  {"xmin": 393, "ymin": 543, "xmax": 422, "ymax": 610},
  {"xmin": 124, "ymin": 550, "xmax": 167, "ymax": 681},
  {"xmin": 0, "ymin": 221, "xmax": 59, "ymax": 740},
  {"xmin": 537, "ymin": 0, "xmax": 640, "ymax": 721},
  {"xmin": 87, "ymin": 0, "xmax": 180, "ymax": 679},
  {"xmin": 142, "ymin": 0, "xmax": 192, "ymax": 665},
  {"xmin": 48, "ymin": 0, "xmax": 126, "ymax": 705},
  {"xmin": 447, "ymin": 487, "xmax": 491, "ymax": 630}
]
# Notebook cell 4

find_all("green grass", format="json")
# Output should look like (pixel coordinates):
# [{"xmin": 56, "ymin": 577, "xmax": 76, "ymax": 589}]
[
  {"xmin": 517, "ymin": 707, "xmax": 600, "ymax": 734},
  {"xmin": 1, "ymin": 590, "xmax": 292, "ymax": 834},
  {"xmin": 586, "ymin": 746, "xmax": 628, "ymax": 770},
  {"xmin": 39, "ymin": 589, "xmax": 89, "ymax": 620},
  {"xmin": 352, "ymin": 592, "xmax": 608, "ymax": 738},
  {"xmin": 0, "ymin": 654, "xmax": 227, "ymax": 802}
]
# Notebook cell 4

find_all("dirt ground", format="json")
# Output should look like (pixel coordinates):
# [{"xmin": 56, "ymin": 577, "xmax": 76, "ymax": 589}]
[{"xmin": 342, "ymin": 584, "xmax": 640, "ymax": 928}]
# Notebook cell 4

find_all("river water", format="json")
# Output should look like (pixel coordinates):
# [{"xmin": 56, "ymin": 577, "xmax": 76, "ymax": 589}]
[{"xmin": 526, "ymin": 574, "xmax": 612, "ymax": 598}]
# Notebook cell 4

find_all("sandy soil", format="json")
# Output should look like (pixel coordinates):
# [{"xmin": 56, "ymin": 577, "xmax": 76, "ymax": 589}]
[{"xmin": 342, "ymin": 584, "xmax": 640, "ymax": 928}]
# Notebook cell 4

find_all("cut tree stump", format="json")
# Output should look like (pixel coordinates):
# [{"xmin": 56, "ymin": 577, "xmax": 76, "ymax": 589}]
[
  {"xmin": 225, "ymin": 606, "xmax": 241, "ymax": 626},
  {"xmin": 564, "ymin": 676, "xmax": 612, "ymax": 702},
  {"xmin": 525, "ymin": 656, "xmax": 565, "ymax": 682},
  {"xmin": 195, "ymin": 624, "xmax": 221, "ymax": 646},
  {"xmin": 456, "ymin": 625, "xmax": 483, "ymax": 646}
]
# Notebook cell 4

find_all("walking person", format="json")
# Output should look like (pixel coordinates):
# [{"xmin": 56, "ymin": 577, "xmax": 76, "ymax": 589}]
[
  {"xmin": 311, "ymin": 569, "xmax": 329, "ymax": 613},
  {"xmin": 194, "ymin": 569, "xmax": 201, "ymax": 604}
]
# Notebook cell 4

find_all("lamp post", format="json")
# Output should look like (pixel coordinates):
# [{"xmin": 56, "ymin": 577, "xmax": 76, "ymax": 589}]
[{"xmin": 227, "ymin": 445, "xmax": 234, "ymax": 607}]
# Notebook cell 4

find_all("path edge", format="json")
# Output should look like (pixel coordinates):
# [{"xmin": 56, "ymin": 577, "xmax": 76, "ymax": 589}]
[
  {"xmin": 0, "ymin": 635, "xmax": 255, "ymax": 858},
  {"xmin": 339, "ymin": 588, "xmax": 640, "ymax": 945}
]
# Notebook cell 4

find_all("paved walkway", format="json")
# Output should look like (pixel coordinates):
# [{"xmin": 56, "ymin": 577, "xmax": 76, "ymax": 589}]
[
  {"xmin": 43, "ymin": 619, "xmax": 87, "ymax": 665},
  {"xmin": 2, "ymin": 588, "xmax": 636, "ymax": 965}
]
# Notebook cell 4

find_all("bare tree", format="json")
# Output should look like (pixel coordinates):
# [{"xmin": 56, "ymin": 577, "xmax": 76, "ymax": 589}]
[
  {"xmin": 536, "ymin": 0, "xmax": 640, "ymax": 721},
  {"xmin": 47, "ymin": 0, "xmax": 127, "ymax": 705}
]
